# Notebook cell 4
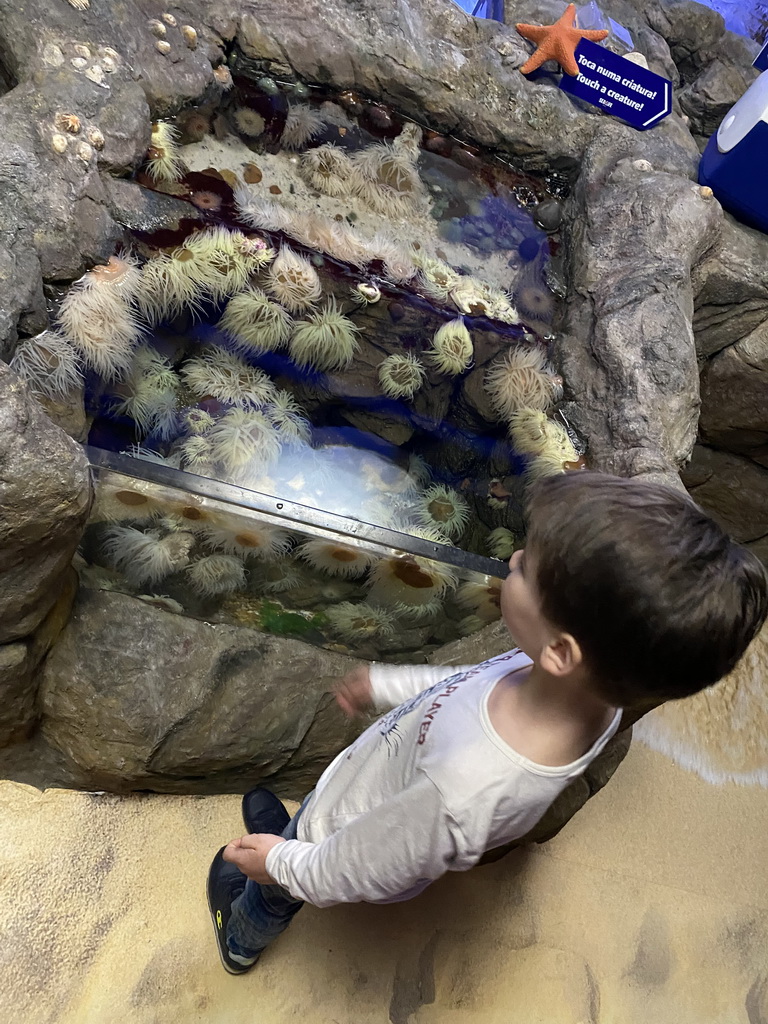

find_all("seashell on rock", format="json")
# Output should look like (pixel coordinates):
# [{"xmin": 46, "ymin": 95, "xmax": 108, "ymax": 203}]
[
  {"xmin": 161, "ymin": 12, "xmax": 177, "ymax": 25},
  {"xmin": 148, "ymin": 19, "xmax": 166, "ymax": 37},
  {"xmin": 70, "ymin": 57, "xmax": 88, "ymax": 70},
  {"xmin": 181, "ymin": 25, "xmax": 197, "ymax": 49},
  {"xmin": 74, "ymin": 44, "xmax": 91, "ymax": 58},
  {"xmin": 85, "ymin": 64, "xmax": 106, "ymax": 85},
  {"xmin": 77, "ymin": 142, "xmax": 94, "ymax": 162},
  {"xmin": 155, "ymin": 40, "xmax": 172, "ymax": 55},
  {"xmin": 87, "ymin": 127, "xmax": 105, "ymax": 150},
  {"xmin": 51, "ymin": 133, "xmax": 69, "ymax": 154},
  {"xmin": 43, "ymin": 44, "xmax": 65, "ymax": 66}
]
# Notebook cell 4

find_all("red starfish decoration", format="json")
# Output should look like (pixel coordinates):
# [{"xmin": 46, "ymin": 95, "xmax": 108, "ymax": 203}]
[{"xmin": 516, "ymin": 3, "xmax": 609, "ymax": 77}]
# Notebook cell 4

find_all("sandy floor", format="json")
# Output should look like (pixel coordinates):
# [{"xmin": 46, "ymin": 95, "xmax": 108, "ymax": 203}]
[{"xmin": 2, "ymin": 740, "xmax": 767, "ymax": 1024}]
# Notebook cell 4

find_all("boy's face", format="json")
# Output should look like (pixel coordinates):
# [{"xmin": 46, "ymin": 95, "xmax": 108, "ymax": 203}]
[{"xmin": 500, "ymin": 547, "xmax": 554, "ymax": 660}]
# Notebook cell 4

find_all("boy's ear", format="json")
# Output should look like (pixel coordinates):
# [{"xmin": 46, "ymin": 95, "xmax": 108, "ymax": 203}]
[{"xmin": 540, "ymin": 632, "xmax": 582, "ymax": 677}]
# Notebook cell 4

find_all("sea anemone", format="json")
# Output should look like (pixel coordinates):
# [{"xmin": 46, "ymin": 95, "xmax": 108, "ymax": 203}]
[
  {"xmin": 508, "ymin": 408, "xmax": 578, "ymax": 477},
  {"xmin": 324, "ymin": 601, "xmax": 395, "ymax": 642},
  {"xmin": 298, "ymin": 144, "xmax": 358, "ymax": 197},
  {"xmin": 484, "ymin": 346, "xmax": 561, "ymax": 420},
  {"xmin": 486, "ymin": 526, "xmax": 516, "ymax": 560},
  {"xmin": 448, "ymin": 276, "xmax": 497, "ymax": 317},
  {"xmin": 417, "ymin": 257, "xmax": 461, "ymax": 304},
  {"xmin": 201, "ymin": 519, "xmax": 292, "ymax": 559},
  {"xmin": 180, "ymin": 406, "xmax": 215, "ymax": 435},
  {"xmin": 514, "ymin": 267, "xmax": 556, "ymax": 324},
  {"xmin": 255, "ymin": 559, "xmax": 302, "ymax": 594},
  {"xmin": 186, "ymin": 554, "xmax": 247, "ymax": 596},
  {"xmin": 392, "ymin": 597, "xmax": 444, "ymax": 621},
  {"xmin": 406, "ymin": 454, "xmax": 432, "ymax": 489},
  {"xmin": 352, "ymin": 138, "xmax": 426, "ymax": 216},
  {"xmin": 237, "ymin": 235, "xmax": 278, "ymax": 269},
  {"xmin": 265, "ymin": 390, "xmax": 312, "ymax": 443},
  {"xmin": 102, "ymin": 525, "xmax": 195, "ymax": 586},
  {"xmin": 367, "ymin": 553, "xmax": 458, "ymax": 608},
  {"xmin": 183, "ymin": 227, "xmax": 250, "ymax": 301},
  {"xmin": 414, "ymin": 484, "xmax": 470, "ymax": 539},
  {"xmin": 280, "ymin": 103, "xmax": 326, "ymax": 150},
  {"xmin": 176, "ymin": 109, "xmax": 210, "ymax": 143},
  {"xmin": 267, "ymin": 247, "xmax": 322, "ymax": 313},
  {"xmin": 233, "ymin": 107, "xmax": 266, "ymax": 138},
  {"xmin": 290, "ymin": 214, "xmax": 370, "ymax": 267},
  {"xmin": 178, "ymin": 434, "xmax": 215, "ymax": 472},
  {"xmin": 206, "ymin": 408, "xmax": 282, "ymax": 473},
  {"xmin": 91, "ymin": 482, "xmax": 161, "ymax": 522},
  {"xmin": 191, "ymin": 190, "xmax": 224, "ymax": 212},
  {"xmin": 9, "ymin": 331, "xmax": 83, "ymax": 399},
  {"xmin": 351, "ymin": 282, "xmax": 381, "ymax": 305},
  {"xmin": 213, "ymin": 65, "xmax": 233, "ymax": 90},
  {"xmin": 180, "ymin": 348, "xmax": 277, "ymax": 408},
  {"xmin": 289, "ymin": 300, "xmax": 361, "ymax": 372},
  {"xmin": 146, "ymin": 121, "xmax": 185, "ymax": 184},
  {"xmin": 219, "ymin": 288, "xmax": 293, "ymax": 353},
  {"xmin": 110, "ymin": 347, "xmax": 178, "ymax": 432},
  {"xmin": 136, "ymin": 252, "xmax": 205, "ymax": 324},
  {"xmin": 57, "ymin": 255, "xmax": 143, "ymax": 380},
  {"xmin": 455, "ymin": 577, "xmax": 503, "ymax": 622},
  {"xmin": 426, "ymin": 318, "xmax": 473, "ymax": 376},
  {"xmin": 234, "ymin": 188, "xmax": 296, "ymax": 233},
  {"xmin": 298, "ymin": 539, "xmax": 375, "ymax": 578},
  {"xmin": 377, "ymin": 353, "xmax": 426, "ymax": 400}
]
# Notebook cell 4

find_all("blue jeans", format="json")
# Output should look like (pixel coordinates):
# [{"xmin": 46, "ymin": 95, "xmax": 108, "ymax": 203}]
[{"xmin": 226, "ymin": 795, "xmax": 311, "ymax": 960}]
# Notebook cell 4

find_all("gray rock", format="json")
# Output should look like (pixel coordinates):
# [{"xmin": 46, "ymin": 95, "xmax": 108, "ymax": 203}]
[
  {"xmin": 557, "ymin": 137, "xmax": 721, "ymax": 481},
  {"xmin": 693, "ymin": 218, "xmax": 768, "ymax": 359},
  {"xmin": 0, "ymin": 364, "xmax": 91, "ymax": 643},
  {"xmin": 644, "ymin": 0, "xmax": 725, "ymax": 82},
  {"xmin": 39, "ymin": 589, "xmax": 364, "ymax": 794},
  {"xmin": 682, "ymin": 444, "xmax": 768, "ymax": 545},
  {"xmin": 103, "ymin": 176, "xmax": 200, "ymax": 235},
  {"xmin": 700, "ymin": 323, "xmax": 768, "ymax": 466},
  {"xmin": 680, "ymin": 59, "xmax": 759, "ymax": 139}
]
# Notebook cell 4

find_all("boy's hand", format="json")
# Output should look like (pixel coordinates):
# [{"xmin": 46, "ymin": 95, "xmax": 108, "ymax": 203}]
[
  {"xmin": 334, "ymin": 665, "xmax": 374, "ymax": 718},
  {"xmin": 222, "ymin": 833, "xmax": 285, "ymax": 883}
]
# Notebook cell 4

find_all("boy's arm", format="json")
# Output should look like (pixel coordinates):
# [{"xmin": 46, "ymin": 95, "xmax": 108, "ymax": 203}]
[
  {"xmin": 264, "ymin": 775, "xmax": 472, "ymax": 907},
  {"xmin": 369, "ymin": 663, "xmax": 477, "ymax": 711}
]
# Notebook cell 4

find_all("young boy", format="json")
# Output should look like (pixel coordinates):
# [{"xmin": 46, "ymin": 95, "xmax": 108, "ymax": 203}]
[{"xmin": 207, "ymin": 472, "xmax": 768, "ymax": 974}]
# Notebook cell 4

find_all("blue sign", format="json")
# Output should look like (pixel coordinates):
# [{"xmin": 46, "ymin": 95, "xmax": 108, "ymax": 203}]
[
  {"xmin": 754, "ymin": 41, "xmax": 768, "ymax": 73},
  {"xmin": 559, "ymin": 39, "xmax": 673, "ymax": 131},
  {"xmin": 450, "ymin": 0, "xmax": 504, "ymax": 20}
]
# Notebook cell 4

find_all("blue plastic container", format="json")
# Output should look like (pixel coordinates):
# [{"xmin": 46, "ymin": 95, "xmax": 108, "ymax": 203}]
[{"xmin": 699, "ymin": 69, "xmax": 768, "ymax": 234}]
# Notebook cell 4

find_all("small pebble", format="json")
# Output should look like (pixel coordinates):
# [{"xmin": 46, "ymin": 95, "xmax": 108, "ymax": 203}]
[
  {"xmin": 365, "ymin": 103, "xmax": 394, "ymax": 132},
  {"xmin": 269, "ymin": 185, "xmax": 282, "ymax": 194},
  {"xmin": 424, "ymin": 130, "xmax": 452, "ymax": 157},
  {"xmin": 242, "ymin": 163, "xmax": 262, "ymax": 184},
  {"xmin": 533, "ymin": 199, "xmax": 563, "ymax": 233},
  {"xmin": 256, "ymin": 76, "xmax": 280, "ymax": 96},
  {"xmin": 338, "ymin": 90, "xmax": 364, "ymax": 116}
]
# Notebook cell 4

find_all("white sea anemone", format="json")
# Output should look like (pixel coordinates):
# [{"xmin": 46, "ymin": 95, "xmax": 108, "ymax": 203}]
[
  {"xmin": 178, "ymin": 434, "xmax": 215, "ymax": 472},
  {"xmin": 201, "ymin": 519, "xmax": 292, "ymax": 559},
  {"xmin": 427, "ymin": 318, "xmax": 473, "ymax": 376},
  {"xmin": 10, "ymin": 331, "xmax": 83, "ymax": 399},
  {"xmin": 237, "ymin": 234, "xmax": 278, "ymax": 269},
  {"xmin": 265, "ymin": 390, "xmax": 312, "ymax": 443},
  {"xmin": 417, "ymin": 257, "xmax": 461, "ymax": 304},
  {"xmin": 298, "ymin": 539, "xmax": 375, "ymax": 578},
  {"xmin": 298, "ymin": 144, "xmax": 359, "ymax": 197},
  {"xmin": 406, "ymin": 454, "xmax": 432, "ymax": 489},
  {"xmin": 455, "ymin": 577, "xmax": 503, "ymax": 622},
  {"xmin": 234, "ymin": 188, "xmax": 296, "ymax": 233},
  {"xmin": 367, "ymin": 553, "xmax": 458, "ymax": 608},
  {"xmin": 449, "ymin": 276, "xmax": 496, "ymax": 317},
  {"xmin": 414, "ymin": 484, "xmax": 470, "ymax": 539},
  {"xmin": 180, "ymin": 406, "xmax": 215, "ymax": 435},
  {"xmin": 219, "ymin": 288, "xmax": 293, "ymax": 353},
  {"xmin": 289, "ymin": 299, "xmax": 360, "ymax": 372},
  {"xmin": 146, "ymin": 121, "xmax": 185, "ymax": 184},
  {"xmin": 180, "ymin": 348, "xmax": 277, "ymax": 408},
  {"xmin": 352, "ymin": 139, "xmax": 426, "ymax": 216},
  {"xmin": 377, "ymin": 352, "xmax": 426, "ymax": 399},
  {"xmin": 484, "ymin": 347, "xmax": 561, "ymax": 420},
  {"xmin": 324, "ymin": 602, "xmax": 396, "ymax": 643},
  {"xmin": 91, "ymin": 482, "xmax": 161, "ymax": 522},
  {"xmin": 255, "ymin": 559, "xmax": 303, "ymax": 594},
  {"xmin": 136, "ymin": 252, "xmax": 205, "ymax": 324},
  {"xmin": 267, "ymin": 246, "xmax": 322, "ymax": 313},
  {"xmin": 101, "ymin": 525, "xmax": 195, "ymax": 586},
  {"xmin": 111, "ymin": 347, "xmax": 179, "ymax": 433},
  {"xmin": 57, "ymin": 255, "xmax": 144, "ymax": 380},
  {"xmin": 290, "ymin": 214, "xmax": 370, "ymax": 267},
  {"xmin": 486, "ymin": 526, "xmax": 516, "ymax": 560},
  {"xmin": 233, "ymin": 107, "xmax": 266, "ymax": 137},
  {"xmin": 392, "ymin": 597, "xmax": 444, "ymax": 621},
  {"xmin": 351, "ymin": 282, "xmax": 381, "ymax": 305},
  {"xmin": 184, "ymin": 228, "xmax": 250, "ymax": 301},
  {"xmin": 281, "ymin": 103, "xmax": 326, "ymax": 150},
  {"xmin": 207, "ymin": 408, "xmax": 282, "ymax": 472},
  {"xmin": 508, "ymin": 408, "xmax": 579, "ymax": 477},
  {"xmin": 186, "ymin": 554, "xmax": 247, "ymax": 596}
]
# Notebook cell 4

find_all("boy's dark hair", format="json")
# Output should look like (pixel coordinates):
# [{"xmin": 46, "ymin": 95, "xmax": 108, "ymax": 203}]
[{"xmin": 525, "ymin": 472, "xmax": 768, "ymax": 707}]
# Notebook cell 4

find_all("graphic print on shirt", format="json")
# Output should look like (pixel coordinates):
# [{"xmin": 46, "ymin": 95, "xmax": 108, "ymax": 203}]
[{"xmin": 378, "ymin": 650, "xmax": 523, "ymax": 756}]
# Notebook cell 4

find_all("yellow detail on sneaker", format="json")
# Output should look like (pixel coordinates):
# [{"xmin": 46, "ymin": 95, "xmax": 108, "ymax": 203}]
[{"xmin": 216, "ymin": 910, "xmax": 223, "ymax": 929}]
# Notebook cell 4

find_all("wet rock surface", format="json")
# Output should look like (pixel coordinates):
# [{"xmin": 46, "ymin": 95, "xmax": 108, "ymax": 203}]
[{"xmin": 0, "ymin": 364, "xmax": 90, "ymax": 645}]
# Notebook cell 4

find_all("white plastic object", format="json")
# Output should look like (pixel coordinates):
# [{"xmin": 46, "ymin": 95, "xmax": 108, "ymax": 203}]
[{"xmin": 717, "ymin": 69, "xmax": 768, "ymax": 154}]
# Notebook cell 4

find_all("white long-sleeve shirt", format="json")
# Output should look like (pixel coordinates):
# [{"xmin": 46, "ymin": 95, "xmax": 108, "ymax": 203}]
[{"xmin": 265, "ymin": 650, "xmax": 622, "ymax": 907}]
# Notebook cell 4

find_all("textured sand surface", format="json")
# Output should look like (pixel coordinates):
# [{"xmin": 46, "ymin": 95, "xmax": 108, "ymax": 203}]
[{"xmin": 2, "ymin": 741, "xmax": 767, "ymax": 1024}]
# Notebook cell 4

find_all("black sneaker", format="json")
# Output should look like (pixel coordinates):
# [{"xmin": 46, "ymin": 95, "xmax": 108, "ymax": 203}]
[
  {"xmin": 207, "ymin": 846, "xmax": 260, "ymax": 975},
  {"xmin": 241, "ymin": 787, "xmax": 291, "ymax": 836}
]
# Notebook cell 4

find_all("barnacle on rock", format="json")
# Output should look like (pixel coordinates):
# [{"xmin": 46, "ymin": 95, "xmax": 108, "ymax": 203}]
[
  {"xmin": 55, "ymin": 113, "xmax": 81, "ymax": 134},
  {"xmin": 352, "ymin": 282, "xmax": 381, "ymax": 305},
  {"xmin": 426, "ymin": 318, "xmax": 473, "ymax": 376},
  {"xmin": 51, "ymin": 133, "xmax": 69, "ymax": 154},
  {"xmin": 181, "ymin": 25, "xmax": 197, "ymax": 49},
  {"xmin": 377, "ymin": 352, "xmax": 425, "ymax": 399},
  {"xmin": 87, "ymin": 127, "xmax": 105, "ymax": 150},
  {"xmin": 289, "ymin": 299, "xmax": 361, "ymax": 372},
  {"xmin": 155, "ymin": 40, "xmax": 172, "ymax": 55},
  {"xmin": 148, "ymin": 18, "xmax": 166, "ymax": 36},
  {"xmin": 213, "ymin": 65, "xmax": 233, "ymax": 89}
]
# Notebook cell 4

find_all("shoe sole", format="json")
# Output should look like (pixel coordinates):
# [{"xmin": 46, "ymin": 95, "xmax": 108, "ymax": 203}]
[{"xmin": 206, "ymin": 847, "xmax": 257, "ymax": 976}]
